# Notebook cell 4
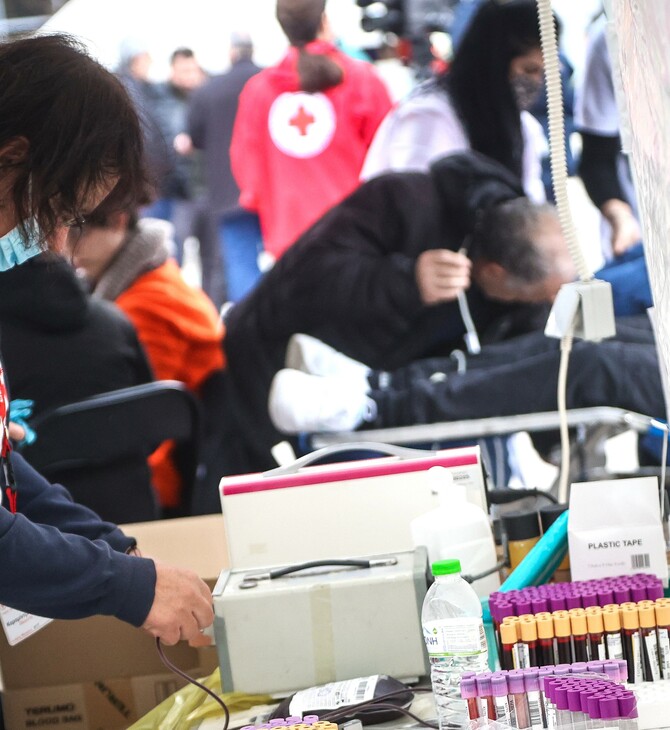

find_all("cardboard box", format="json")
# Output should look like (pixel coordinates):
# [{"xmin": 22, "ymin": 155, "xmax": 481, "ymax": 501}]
[{"xmin": 0, "ymin": 514, "xmax": 228, "ymax": 729}]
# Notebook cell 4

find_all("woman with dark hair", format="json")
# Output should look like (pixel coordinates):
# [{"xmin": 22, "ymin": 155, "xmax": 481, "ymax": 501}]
[
  {"xmin": 230, "ymin": 0, "xmax": 392, "ymax": 263},
  {"xmin": 362, "ymin": 0, "xmax": 547, "ymax": 203},
  {"xmin": 0, "ymin": 34, "xmax": 212, "ymax": 645}
]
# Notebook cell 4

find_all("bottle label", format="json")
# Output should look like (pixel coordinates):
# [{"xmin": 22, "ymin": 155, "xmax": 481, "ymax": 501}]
[
  {"xmin": 423, "ymin": 618, "xmax": 487, "ymax": 656},
  {"xmin": 658, "ymin": 628, "xmax": 670, "ymax": 679}
]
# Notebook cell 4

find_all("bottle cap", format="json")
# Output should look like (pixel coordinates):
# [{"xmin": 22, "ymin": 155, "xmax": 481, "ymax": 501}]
[
  {"xmin": 567, "ymin": 687, "xmax": 583, "ymax": 712},
  {"xmin": 491, "ymin": 674, "xmax": 509, "ymax": 697},
  {"xmin": 631, "ymin": 585, "xmax": 647, "ymax": 603},
  {"xmin": 500, "ymin": 622, "xmax": 518, "ymax": 645},
  {"xmin": 531, "ymin": 596, "xmax": 549, "ymax": 613},
  {"xmin": 538, "ymin": 503, "xmax": 568, "ymax": 532},
  {"xmin": 501, "ymin": 510, "xmax": 541, "ymax": 541},
  {"xmin": 600, "ymin": 696, "xmax": 620, "ymax": 720},
  {"xmin": 586, "ymin": 607, "xmax": 604, "ymax": 633},
  {"xmin": 597, "ymin": 588, "xmax": 614, "ymax": 605},
  {"xmin": 554, "ymin": 686, "xmax": 569, "ymax": 711},
  {"xmin": 581, "ymin": 591, "xmax": 599, "ymax": 608},
  {"xmin": 524, "ymin": 669, "xmax": 540, "ymax": 692},
  {"xmin": 613, "ymin": 586, "xmax": 632, "ymax": 604},
  {"xmin": 603, "ymin": 609, "xmax": 621, "ymax": 632},
  {"xmin": 647, "ymin": 583, "xmax": 664, "ymax": 600},
  {"xmin": 554, "ymin": 664, "xmax": 572, "ymax": 675},
  {"xmin": 587, "ymin": 694, "xmax": 604, "ymax": 720},
  {"xmin": 549, "ymin": 595, "xmax": 567, "ymax": 612},
  {"xmin": 476, "ymin": 673, "xmax": 492, "ymax": 696},
  {"xmin": 586, "ymin": 660, "xmax": 605, "ymax": 674},
  {"xmin": 552, "ymin": 611, "xmax": 571, "ymax": 637},
  {"xmin": 431, "ymin": 559, "xmax": 461, "ymax": 576},
  {"xmin": 618, "ymin": 692, "xmax": 638, "ymax": 719},
  {"xmin": 603, "ymin": 662, "xmax": 620, "ymax": 682},
  {"xmin": 638, "ymin": 603, "xmax": 656, "ymax": 629},
  {"xmin": 656, "ymin": 602, "xmax": 670, "ymax": 626},
  {"xmin": 536, "ymin": 612, "xmax": 554, "ymax": 639},
  {"xmin": 570, "ymin": 610, "xmax": 588, "ymax": 636},
  {"xmin": 460, "ymin": 677, "xmax": 477, "ymax": 699},
  {"xmin": 617, "ymin": 659, "xmax": 628, "ymax": 682},
  {"xmin": 621, "ymin": 606, "xmax": 640, "ymax": 630},
  {"xmin": 507, "ymin": 670, "xmax": 525, "ymax": 694},
  {"xmin": 519, "ymin": 617, "xmax": 537, "ymax": 642},
  {"xmin": 566, "ymin": 594, "xmax": 582, "ymax": 610},
  {"xmin": 571, "ymin": 662, "xmax": 588, "ymax": 673}
]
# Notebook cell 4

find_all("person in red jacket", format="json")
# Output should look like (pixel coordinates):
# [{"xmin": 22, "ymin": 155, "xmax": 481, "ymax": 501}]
[
  {"xmin": 230, "ymin": 0, "xmax": 392, "ymax": 262},
  {"xmin": 69, "ymin": 207, "xmax": 225, "ymax": 513}
]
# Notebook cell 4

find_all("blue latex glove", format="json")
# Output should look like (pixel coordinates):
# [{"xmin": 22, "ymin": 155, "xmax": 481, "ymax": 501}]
[{"xmin": 8, "ymin": 399, "xmax": 37, "ymax": 446}]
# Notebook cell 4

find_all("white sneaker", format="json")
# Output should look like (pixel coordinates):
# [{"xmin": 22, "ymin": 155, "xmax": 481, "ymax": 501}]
[
  {"xmin": 285, "ymin": 333, "xmax": 370, "ymax": 385},
  {"xmin": 268, "ymin": 369, "xmax": 376, "ymax": 433}
]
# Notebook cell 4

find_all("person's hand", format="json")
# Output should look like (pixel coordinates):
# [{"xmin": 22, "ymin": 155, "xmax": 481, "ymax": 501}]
[
  {"xmin": 416, "ymin": 249, "xmax": 471, "ymax": 305},
  {"xmin": 142, "ymin": 560, "xmax": 214, "ymax": 645},
  {"xmin": 8, "ymin": 422, "xmax": 26, "ymax": 442},
  {"xmin": 601, "ymin": 199, "xmax": 641, "ymax": 256},
  {"xmin": 173, "ymin": 133, "xmax": 193, "ymax": 156}
]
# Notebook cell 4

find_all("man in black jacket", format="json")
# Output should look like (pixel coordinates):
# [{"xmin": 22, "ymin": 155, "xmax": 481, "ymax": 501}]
[
  {"xmin": 188, "ymin": 33, "xmax": 262, "ymax": 303},
  {"xmin": 224, "ymin": 151, "xmax": 576, "ymax": 469}
]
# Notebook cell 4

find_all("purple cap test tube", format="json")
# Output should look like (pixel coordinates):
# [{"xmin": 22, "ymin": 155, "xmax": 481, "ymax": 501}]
[
  {"xmin": 614, "ymin": 585, "xmax": 632, "ymax": 604},
  {"xmin": 571, "ymin": 662, "xmax": 588, "ymax": 674},
  {"xmin": 600, "ymin": 696, "xmax": 621, "ymax": 722},
  {"xmin": 617, "ymin": 659, "xmax": 629, "ymax": 683},
  {"xmin": 647, "ymin": 583, "xmax": 664, "ymax": 600},
  {"xmin": 631, "ymin": 584, "xmax": 648, "ymax": 603},
  {"xmin": 603, "ymin": 662, "xmax": 621, "ymax": 683},
  {"xmin": 618, "ymin": 692, "xmax": 638, "ymax": 719},
  {"xmin": 586, "ymin": 660, "xmax": 605, "ymax": 674}
]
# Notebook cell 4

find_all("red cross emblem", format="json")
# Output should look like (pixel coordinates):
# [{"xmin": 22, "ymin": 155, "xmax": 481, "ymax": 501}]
[{"xmin": 289, "ymin": 105, "xmax": 316, "ymax": 136}]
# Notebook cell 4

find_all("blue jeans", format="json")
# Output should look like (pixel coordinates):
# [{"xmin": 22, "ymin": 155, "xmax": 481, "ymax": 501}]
[
  {"xmin": 596, "ymin": 243, "xmax": 652, "ymax": 316},
  {"xmin": 219, "ymin": 211, "xmax": 263, "ymax": 302}
]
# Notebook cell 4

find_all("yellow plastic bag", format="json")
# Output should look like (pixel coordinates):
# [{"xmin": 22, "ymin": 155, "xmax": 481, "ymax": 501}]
[{"xmin": 129, "ymin": 667, "xmax": 274, "ymax": 730}]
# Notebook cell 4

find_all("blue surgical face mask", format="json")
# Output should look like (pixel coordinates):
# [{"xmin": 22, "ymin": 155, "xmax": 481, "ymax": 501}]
[{"xmin": 0, "ymin": 221, "xmax": 43, "ymax": 271}]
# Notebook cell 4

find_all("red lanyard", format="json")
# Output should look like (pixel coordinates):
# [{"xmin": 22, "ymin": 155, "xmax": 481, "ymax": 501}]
[{"xmin": 0, "ymin": 368, "xmax": 16, "ymax": 514}]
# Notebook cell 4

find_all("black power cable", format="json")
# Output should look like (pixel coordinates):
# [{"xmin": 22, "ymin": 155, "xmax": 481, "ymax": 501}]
[{"xmin": 156, "ymin": 637, "xmax": 230, "ymax": 730}]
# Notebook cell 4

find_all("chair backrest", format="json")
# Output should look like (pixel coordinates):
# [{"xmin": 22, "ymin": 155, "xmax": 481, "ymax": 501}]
[{"xmin": 18, "ymin": 380, "xmax": 202, "ymax": 487}]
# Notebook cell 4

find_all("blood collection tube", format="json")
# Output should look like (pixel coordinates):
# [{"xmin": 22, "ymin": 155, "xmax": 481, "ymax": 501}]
[
  {"xmin": 655, "ymin": 600, "xmax": 670, "ymax": 680},
  {"xmin": 646, "ymin": 583, "xmax": 664, "ymax": 601},
  {"xmin": 569, "ymin": 609, "xmax": 589, "ymax": 663},
  {"xmin": 597, "ymin": 586, "xmax": 615, "ymax": 607},
  {"xmin": 603, "ymin": 661, "xmax": 621, "ymax": 683},
  {"xmin": 536, "ymin": 612, "xmax": 556, "ymax": 667},
  {"xmin": 491, "ymin": 674, "xmax": 513, "ymax": 724},
  {"xmin": 552, "ymin": 611, "xmax": 573, "ymax": 665},
  {"xmin": 621, "ymin": 605, "xmax": 644, "ymax": 684},
  {"xmin": 460, "ymin": 677, "xmax": 480, "ymax": 720},
  {"xmin": 602, "ymin": 606, "xmax": 624, "ymax": 661},
  {"xmin": 638, "ymin": 602, "xmax": 661, "ymax": 682},
  {"xmin": 532, "ymin": 596, "xmax": 549, "ymax": 614},
  {"xmin": 631, "ymin": 585, "xmax": 648, "ymax": 603},
  {"xmin": 508, "ymin": 670, "xmax": 530, "ymax": 729},
  {"xmin": 614, "ymin": 584, "xmax": 632, "ymax": 605},
  {"xmin": 517, "ymin": 615, "xmax": 539, "ymax": 669},
  {"xmin": 475, "ymin": 672, "xmax": 495, "ymax": 720},
  {"xmin": 524, "ymin": 669, "xmax": 545, "ymax": 730},
  {"xmin": 582, "ymin": 589, "xmax": 599, "ymax": 609},
  {"xmin": 549, "ymin": 595, "xmax": 567, "ymax": 613},
  {"xmin": 500, "ymin": 622, "xmax": 518, "ymax": 671},
  {"xmin": 586, "ymin": 607, "xmax": 607, "ymax": 662},
  {"xmin": 566, "ymin": 594, "xmax": 582, "ymax": 611},
  {"xmin": 618, "ymin": 691, "xmax": 639, "ymax": 730}
]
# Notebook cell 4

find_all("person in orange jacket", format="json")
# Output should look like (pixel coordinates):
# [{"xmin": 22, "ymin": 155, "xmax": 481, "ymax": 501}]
[{"xmin": 69, "ymin": 205, "xmax": 225, "ymax": 513}]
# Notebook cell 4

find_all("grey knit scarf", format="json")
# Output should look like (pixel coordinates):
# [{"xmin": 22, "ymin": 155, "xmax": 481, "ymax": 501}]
[{"xmin": 93, "ymin": 219, "xmax": 171, "ymax": 302}]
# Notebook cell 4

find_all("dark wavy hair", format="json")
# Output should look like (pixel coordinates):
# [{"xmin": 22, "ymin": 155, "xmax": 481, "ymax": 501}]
[
  {"xmin": 276, "ymin": 0, "xmax": 343, "ymax": 93},
  {"xmin": 0, "ymin": 34, "xmax": 147, "ymax": 247},
  {"xmin": 440, "ymin": 0, "xmax": 544, "ymax": 179}
]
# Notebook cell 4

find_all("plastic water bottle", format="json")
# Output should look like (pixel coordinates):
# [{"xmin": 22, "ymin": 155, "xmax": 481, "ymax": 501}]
[{"xmin": 422, "ymin": 559, "xmax": 489, "ymax": 730}]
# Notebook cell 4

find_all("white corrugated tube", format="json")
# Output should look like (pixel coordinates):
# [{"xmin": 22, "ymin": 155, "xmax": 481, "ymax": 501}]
[{"xmin": 536, "ymin": 0, "xmax": 592, "ymax": 283}]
